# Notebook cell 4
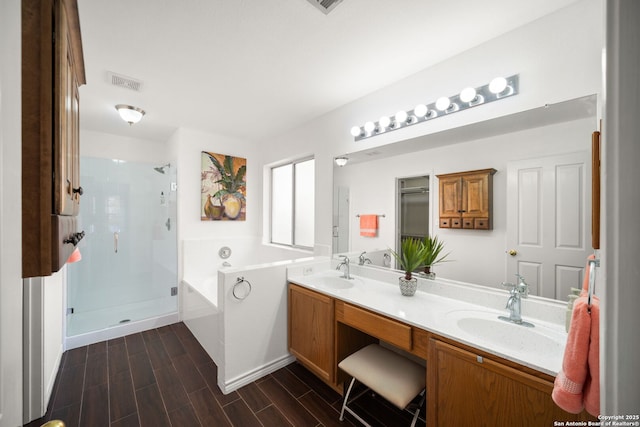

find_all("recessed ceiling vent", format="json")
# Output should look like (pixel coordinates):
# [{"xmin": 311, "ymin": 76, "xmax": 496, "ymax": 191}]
[
  {"xmin": 306, "ymin": 0, "xmax": 344, "ymax": 14},
  {"xmin": 107, "ymin": 71, "xmax": 143, "ymax": 92}
]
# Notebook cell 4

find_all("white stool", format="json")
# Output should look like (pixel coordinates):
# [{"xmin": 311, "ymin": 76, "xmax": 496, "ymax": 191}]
[{"xmin": 338, "ymin": 344, "xmax": 426, "ymax": 427}]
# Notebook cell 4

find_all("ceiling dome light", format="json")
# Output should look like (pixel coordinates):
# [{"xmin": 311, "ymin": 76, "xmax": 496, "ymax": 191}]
[
  {"xmin": 460, "ymin": 87, "xmax": 477, "ymax": 103},
  {"xmin": 115, "ymin": 104, "xmax": 145, "ymax": 125},
  {"xmin": 379, "ymin": 116, "xmax": 391, "ymax": 129},
  {"xmin": 435, "ymin": 97, "xmax": 451, "ymax": 111},
  {"xmin": 364, "ymin": 121, "xmax": 376, "ymax": 133},
  {"xmin": 414, "ymin": 104, "xmax": 428, "ymax": 118},
  {"xmin": 334, "ymin": 156, "xmax": 349, "ymax": 167},
  {"xmin": 395, "ymin": 110, "xmax": 408, "ymax": 125},
  {"xmin": 489, "ymin": 77, "xmax": 508, "ymax": 94}
]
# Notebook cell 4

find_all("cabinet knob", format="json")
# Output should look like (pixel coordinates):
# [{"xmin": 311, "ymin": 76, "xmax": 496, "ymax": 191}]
[{"xmin": 73, "ymin": 186, "xmax": 83, "ymax": 196}]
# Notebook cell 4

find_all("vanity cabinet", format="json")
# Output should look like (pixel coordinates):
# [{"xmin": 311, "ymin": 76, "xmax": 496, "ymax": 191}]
[
  {"xmin": 428, "ymin": 339, "xmax": 594, "ymax": 426},
  {"xmin": 288, "ymin": 284, "xmax": 336, "ymax": 383},
  {"xmin": 22, "ymin": 0, "xmax": 85, "ymax": 277},
  {"xmin": 288, "ymin": 281, "xmax": 596, "ymax": 425},
  {"xmin": 437, "ymin": 168, "xmax": 496, "ymax": 229}
]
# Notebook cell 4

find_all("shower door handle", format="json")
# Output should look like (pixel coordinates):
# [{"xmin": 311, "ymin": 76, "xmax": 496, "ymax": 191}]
[{"xmin": 114, "ymin": 232, "xmax": 119, "ymax": 253}]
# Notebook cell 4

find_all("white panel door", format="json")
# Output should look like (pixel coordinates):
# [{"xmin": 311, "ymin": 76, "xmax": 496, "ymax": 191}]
[{"xmin": 506, "ymin": 152, "xmax": 591, "ymax": 300}]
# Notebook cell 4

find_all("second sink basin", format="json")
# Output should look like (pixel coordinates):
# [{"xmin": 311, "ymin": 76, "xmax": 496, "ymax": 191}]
[{"xmin": 446, "ymin": 310, "xmax": 566, "ymax": 355}]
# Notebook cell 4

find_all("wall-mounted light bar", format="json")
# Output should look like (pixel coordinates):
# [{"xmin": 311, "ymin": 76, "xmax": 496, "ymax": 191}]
[{"xmin": 350, "ymin": 75, "xmax": 519, "ymax": 141}]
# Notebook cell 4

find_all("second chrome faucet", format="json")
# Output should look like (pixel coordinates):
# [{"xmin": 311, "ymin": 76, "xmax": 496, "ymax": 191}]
[{"xmin": 499, "ymin": 274, "xmax": 534, "ymax": 327}]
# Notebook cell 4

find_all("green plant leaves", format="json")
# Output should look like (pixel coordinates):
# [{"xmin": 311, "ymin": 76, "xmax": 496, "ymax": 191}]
[{"xmin": 389, "ymin": 235, "xmax": 450, "ymax": 280}]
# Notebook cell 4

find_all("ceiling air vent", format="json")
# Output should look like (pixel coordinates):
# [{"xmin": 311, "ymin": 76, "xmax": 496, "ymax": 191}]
[
  {"xmin": 107, "ymin": 71, "xmax": 143, "ymax": 92},
  {"xmin": 306, "ymin": 0, "xmax": 344, "ymax": 14}
]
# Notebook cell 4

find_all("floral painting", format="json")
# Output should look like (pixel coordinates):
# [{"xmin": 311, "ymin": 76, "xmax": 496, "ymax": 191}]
[{"xmin": 201, "ymin": 151, "xmax": 246, "ymax": 221}]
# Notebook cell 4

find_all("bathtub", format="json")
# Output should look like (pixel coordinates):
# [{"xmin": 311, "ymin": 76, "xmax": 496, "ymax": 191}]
[{"xmin": 181, "ymin": 237, "xmax": 319, "ymax": 393}]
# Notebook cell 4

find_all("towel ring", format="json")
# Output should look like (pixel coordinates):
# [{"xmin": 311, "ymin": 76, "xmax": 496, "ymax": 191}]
[{"xmin": 233, "ymin": 276, "xmax": 252, "ymax": 300}]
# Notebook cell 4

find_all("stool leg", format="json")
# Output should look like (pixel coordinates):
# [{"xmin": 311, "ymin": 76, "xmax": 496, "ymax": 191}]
[
  {"xmin": 339, "ymin": 377, "xmax": 356, "ymax": 421},
  {"xmin": 409, "ymin": 389, "xmax": 426, "ymax": 427}
]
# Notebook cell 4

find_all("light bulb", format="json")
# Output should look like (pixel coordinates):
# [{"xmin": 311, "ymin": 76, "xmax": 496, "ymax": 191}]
[
  {"xmin": 460, "ymin": 87, "xmax": 477, "ymax": 103},
  {"xmin": 395, "ymin": 110, "xmax": 408, "ymax": 124},
  {"xmin": 364, "ymin": 121, "xmax": 376, "ymax": 133},
  {"xmin": 350, "ymin": 126, "xmax": 362, "ymax": 137},
  {"xmin": 334, "ymin": 157, "xmax": 348, "ymax": 167},
  {"xmin": 414, "ymin": 104, "xmax": 428, "ymax": 118},
  {"xmin": 379, "ymin": 116, "xmax": 391, "ymax": 129},
  {"xmin": 435, "ymin": 97, "xmax": 451, "ymax": 111},
  {"xmin": 115, "ymin": 104, "xmax": 145, "ymax": 125},
  {"xmin": 489, "ymin": 77, "xmax": 508, "ymax": 94}
]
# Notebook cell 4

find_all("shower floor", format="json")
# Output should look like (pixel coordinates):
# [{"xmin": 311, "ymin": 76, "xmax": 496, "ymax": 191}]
[{"xmin": 66, "ymin": 295, "xmax": 177, "ymax": 337}]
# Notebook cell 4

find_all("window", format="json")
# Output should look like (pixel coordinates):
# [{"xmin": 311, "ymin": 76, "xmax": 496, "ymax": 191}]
[{"xmin": 271, "ymin": 158, "xmax": 315, "ymax": 248}]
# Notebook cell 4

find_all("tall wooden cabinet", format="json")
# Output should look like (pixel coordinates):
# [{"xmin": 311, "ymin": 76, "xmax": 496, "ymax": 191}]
[
  {"xmin": 437, "ymin": 168, "xmax": 496, "ymax": 229},
  {"xmin": 22, "ymin": 0, "xmax": 85, "ymax": 278}
]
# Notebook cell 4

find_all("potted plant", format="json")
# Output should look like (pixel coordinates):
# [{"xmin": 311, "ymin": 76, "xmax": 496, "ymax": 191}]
[
  {"xmin": 422, "ymin": 235, "xmax": 450, "ymax": 279},
  {"xmin": 390, "ymin": 237, "xmax": 429, "ymax": 296}
]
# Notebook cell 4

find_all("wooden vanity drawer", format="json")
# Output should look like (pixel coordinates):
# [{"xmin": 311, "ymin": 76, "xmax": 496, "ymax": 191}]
[
  {"xmin": 411, "ymin": 328, "xmax": 431, "ymax": 359},
  {"xmin": 336, "ymin": 301, "xmax": 412, "ymax": 351},
  {"xmin": 474, "ymin": 218, "xmax": 490, "ymax": 229}
]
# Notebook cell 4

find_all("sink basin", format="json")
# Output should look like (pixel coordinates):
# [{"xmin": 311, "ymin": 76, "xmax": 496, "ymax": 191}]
[
  {"xmin": 318, "ymin": 276, "xmax": 357, "ymax": 289},
  {"xmin": 446, "ymin": 310, "xmax": 566, "ymax": 355}
]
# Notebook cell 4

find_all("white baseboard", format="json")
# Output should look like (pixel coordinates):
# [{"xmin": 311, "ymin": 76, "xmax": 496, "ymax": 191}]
[{"xmin": 219, "ymin": 354, "xmax": 296, "ymax": 394}]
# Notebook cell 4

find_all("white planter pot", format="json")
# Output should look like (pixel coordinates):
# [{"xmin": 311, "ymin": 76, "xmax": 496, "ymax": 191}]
[{"xmin": 399, "ymin": 277, "xmax": 417, "ymax": 296}]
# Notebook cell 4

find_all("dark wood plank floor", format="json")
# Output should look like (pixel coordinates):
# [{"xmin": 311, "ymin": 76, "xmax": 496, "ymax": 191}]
[{"xmin": 25, "ymin": 322, "xmax": 422, "ymax": 427}]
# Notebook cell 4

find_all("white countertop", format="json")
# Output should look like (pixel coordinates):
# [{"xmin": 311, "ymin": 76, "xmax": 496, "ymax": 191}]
[{"xmin": 288, "ymin": 266, "xmax": 568, "ymax": 377}]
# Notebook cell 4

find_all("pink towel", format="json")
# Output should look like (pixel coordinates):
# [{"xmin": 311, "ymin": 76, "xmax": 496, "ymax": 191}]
[
  {"xmin": 552, "ymin": 255, "xmax": 600, "ymax": 416},
  {"xmin": 583, "ymin": 295, "xmax": 600, "ymax": 416},
  {"xmin": 359, "ymin": 215, "xmax": 378, "ymax": 237},
  {"xmin": 552, "ymin": 295, "xmax": 591, "ymax": 413},
  {"xmin": 66, "ymin": 248, "xmax": 82, "ymax": 264}
]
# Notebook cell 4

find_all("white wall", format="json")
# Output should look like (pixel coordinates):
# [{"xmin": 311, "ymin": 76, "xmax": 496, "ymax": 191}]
[
  {"xmin": 168, "ymin": 127, "xmax": 261, "ymax": 282},
  {"xmin": 261, "ymin": 0, "xmax": 602, "ymax": 255},
  {"xmin": 0, "ymin": 0, "xmax": 23, "ymax": 425},
  {"xmin": 80, "ymin": 129, "xmax": 170, "ymax": 163},
  {"xmin": 602, "ymin": 0, "xmax": 640, "ymax": 413},
  {"xmin": 23, "ymin": 272, "xmax": 65, "ymax": 422},
  {"xmin": 170, "ymin": 127, "xmax": 261, "ymax": 241},
  {"xmin": 42, "ymin": 272, "xmax": 64, "ymax": 408},
  {"xmin": 335, "ymin": 117, "xmax": 595, "ymax": 287}
]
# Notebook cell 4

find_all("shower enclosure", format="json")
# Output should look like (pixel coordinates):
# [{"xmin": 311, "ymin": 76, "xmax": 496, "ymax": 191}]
[{"xmin": 66, "ymin": 158, "xmax": 178, "ymax": 338}]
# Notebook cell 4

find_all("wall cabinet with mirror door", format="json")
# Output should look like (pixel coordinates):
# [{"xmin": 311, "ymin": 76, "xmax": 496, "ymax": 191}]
[
  {"xmin": 22, "ymin": 0, "xmax": 85, "ymax": 278},
  {"xmin": 437, "ymin": 168, "xmax": 496, "ymax": 230}
]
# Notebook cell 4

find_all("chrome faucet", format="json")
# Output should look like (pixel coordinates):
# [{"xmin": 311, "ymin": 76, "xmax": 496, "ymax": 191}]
[
  {"xmin": 499, "ymin": 274, "xmax": 534, "ymax": 327},
  {"xmin": 358, "ymin": 251, "xmax": 371, "ymax": 266},
  {"xmin": 336, "ymin": 255, "xmax": 353, "ymax": 279}
]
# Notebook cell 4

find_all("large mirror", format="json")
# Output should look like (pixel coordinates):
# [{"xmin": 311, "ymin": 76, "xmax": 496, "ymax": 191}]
[{"xmin": 333, "ymin": 94, "xmax": 597, "ymax": 302}]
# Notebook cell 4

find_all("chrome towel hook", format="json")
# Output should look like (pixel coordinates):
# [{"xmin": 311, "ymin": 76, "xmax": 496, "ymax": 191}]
[
  {"xmin": 233, "ymin": 276, "xmax": 252, "ymax": 300},
  {"xmin": 587, "ymin": 258, "xmax": 600, "ymax": 308}
]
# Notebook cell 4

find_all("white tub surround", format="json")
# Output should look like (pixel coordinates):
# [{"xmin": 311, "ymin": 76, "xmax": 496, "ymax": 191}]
[
  {"xmin": 181, "ymin": 238, "xmax": 317, "ymax": 393},
  {"xmin": 287, "ymin": 262, "xmax": 568, "ymax": 376}
]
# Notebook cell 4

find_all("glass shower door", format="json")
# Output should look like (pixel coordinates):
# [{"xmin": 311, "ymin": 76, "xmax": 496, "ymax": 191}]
[{"xmin": 66, "ymin": 158, "xmax": 177, "ymax": 336}]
